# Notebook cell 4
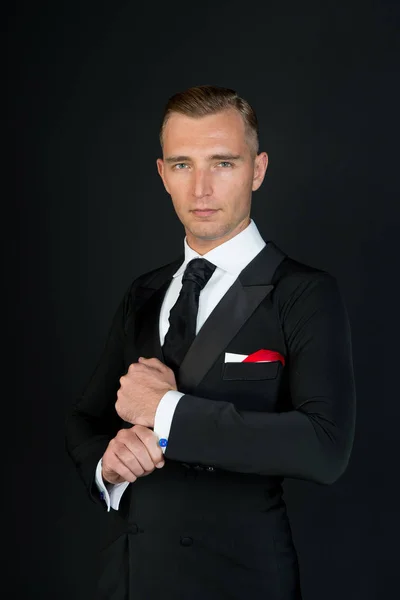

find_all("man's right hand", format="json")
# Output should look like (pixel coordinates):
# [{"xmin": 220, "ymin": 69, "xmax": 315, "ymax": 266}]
[{"xmin": 101, "ymin": 425, "xmax": 165, "ymax": 485}]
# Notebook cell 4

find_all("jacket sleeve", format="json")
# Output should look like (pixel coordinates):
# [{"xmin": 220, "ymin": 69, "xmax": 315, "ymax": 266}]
[
  {"xmin": 164, "ymin": 274, "xmax": 356, "ymax": 485},
  {"xmin": 64, "ymin": 282, "xmax": 134, "ymax": 505}
]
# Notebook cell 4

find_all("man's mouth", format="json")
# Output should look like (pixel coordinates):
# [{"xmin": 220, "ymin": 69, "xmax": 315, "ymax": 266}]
[{"xmin": 192, "ymin": 209, "xmax": 219, "ymax": 217}]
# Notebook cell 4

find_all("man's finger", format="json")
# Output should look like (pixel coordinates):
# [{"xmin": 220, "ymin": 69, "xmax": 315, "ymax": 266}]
[
  {"xmin": 132, "ymin": 425, "xmax": 165, "ymax": 465},
  {"xmin": 103, "ymin": 453, "xmax": 138, "ymax": 484},
  {"xmin": 138, "ymin": 357, "xmax": 167, "ymax": 371}
]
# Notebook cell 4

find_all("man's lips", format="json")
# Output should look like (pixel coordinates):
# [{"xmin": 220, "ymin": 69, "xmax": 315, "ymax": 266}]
[{"xmin": 191, "ymin": 209, "xmax": 219, "ymax": 217}]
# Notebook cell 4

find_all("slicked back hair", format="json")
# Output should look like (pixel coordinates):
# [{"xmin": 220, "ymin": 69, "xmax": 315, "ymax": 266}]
[{"xmin": 159, "ymin": 85, "xmax": 259, "ymax": 157}]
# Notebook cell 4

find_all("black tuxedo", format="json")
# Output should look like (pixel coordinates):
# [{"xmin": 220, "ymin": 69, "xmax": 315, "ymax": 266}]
[{"xmin": 65, "ymin": 241, "xmax": 356, "ymax": 600}]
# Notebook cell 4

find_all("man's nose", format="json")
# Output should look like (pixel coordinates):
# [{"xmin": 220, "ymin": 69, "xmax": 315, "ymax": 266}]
[{"xmin": 192, "ymin": 169, "xmax": 212, "ymax": 198}]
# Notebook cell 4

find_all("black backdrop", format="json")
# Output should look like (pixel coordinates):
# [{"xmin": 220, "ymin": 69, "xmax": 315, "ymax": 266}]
[{"xmin": 7, "ymin": 1, "xmax": 399, "ymax": 598}]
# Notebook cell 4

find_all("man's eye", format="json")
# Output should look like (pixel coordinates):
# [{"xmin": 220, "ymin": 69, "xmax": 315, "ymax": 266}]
[
  {"xmin": 218, "ymin": 162, "xmax": 232, "ymax": 167},
  {"xmin": 173, "ymin": 163, "xmax": 188, "ymax": 170}
]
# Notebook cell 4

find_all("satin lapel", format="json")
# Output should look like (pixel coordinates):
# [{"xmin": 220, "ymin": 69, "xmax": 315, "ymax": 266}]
[
  {"xmin": 134, "ymin": 280, "xmax": 170, "ymax": 361},
  {"xmin": 177, "ymin": 281, "xmax": 274, "ymax": 391},
  {"xmin": 133, "ymin": 258, "xmax": 183, "ymax": 362},
  {"xmin": 177, "ymin": 241, "xmax": 287, "ymax": 391}
]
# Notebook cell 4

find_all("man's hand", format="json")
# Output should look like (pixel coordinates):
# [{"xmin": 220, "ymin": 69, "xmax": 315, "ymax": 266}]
[
  {"xmin": 102, "ymin": 425, "xmax": 166, "ymax": 485},
  {"xmin": 115, "ymin": 357, "xmax": 177, "ymax": 428}
]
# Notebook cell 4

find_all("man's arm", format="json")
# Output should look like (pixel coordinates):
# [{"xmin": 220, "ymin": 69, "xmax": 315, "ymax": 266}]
[
  {"xmin": 90, "ymin": 390, "xmax": 181, "ymax": 510},
  {"xmin": 163, "ymin": 273, "xmax": 356, "ymax": 485},
  {"xmin": 65, "ymin": 282, "xmax": 134, "ymax": 504}
]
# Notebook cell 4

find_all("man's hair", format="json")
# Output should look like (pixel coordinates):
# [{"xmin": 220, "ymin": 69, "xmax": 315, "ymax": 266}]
[{"xmin": 159, "ymin": 85, "xmax": 259, "ymax": 157}]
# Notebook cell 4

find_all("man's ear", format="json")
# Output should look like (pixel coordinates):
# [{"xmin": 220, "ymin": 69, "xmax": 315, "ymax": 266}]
[
  {"xmin": 156, "ymin": 158, "xmax": 170, "ymax": 194},
  {"xmin": 252, "ymin": 152, "xmax": 268, "ymax": 192}
]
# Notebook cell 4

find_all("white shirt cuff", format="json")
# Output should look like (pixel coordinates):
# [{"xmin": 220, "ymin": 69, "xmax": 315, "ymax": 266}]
[
  {"xmin": 95, "ymin": 458, "xmax": 130, "ymax": 512},
  {"xmin": 154, "ymin": 390, "xmax": 184, "ymax": 453}
]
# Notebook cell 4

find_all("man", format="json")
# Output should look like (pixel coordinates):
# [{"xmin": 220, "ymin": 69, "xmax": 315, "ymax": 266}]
[{"xmin": 65, "ymin": 85, "xmax": 356, "ymax": 600}]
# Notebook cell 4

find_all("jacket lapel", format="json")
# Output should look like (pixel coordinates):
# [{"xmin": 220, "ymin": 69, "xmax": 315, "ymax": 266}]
[
  {"xmin": 178, "ymin": 241, "xmax": 287, "ymax": 391},
  {"xmin": 177, "ymin": 280, "xmax": 274, "ymax": 392},
  {"xmin": 133, "ymin": 257, "xmax": 183, "ymax": 363},
  {"xmin": 133, "ymin": 241, "xmax": 287, "ymax": 391}
]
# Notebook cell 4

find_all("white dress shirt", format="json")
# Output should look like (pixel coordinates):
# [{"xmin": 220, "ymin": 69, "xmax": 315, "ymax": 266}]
[{"xmin": 95, "ymin": 218, "xmax": 266, "ymax": 511}]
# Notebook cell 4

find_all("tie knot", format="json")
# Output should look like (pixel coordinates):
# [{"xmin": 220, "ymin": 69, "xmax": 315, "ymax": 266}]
[{"xmin": 182, "ymin": 258, "xmax": 216, "ymax": 290}]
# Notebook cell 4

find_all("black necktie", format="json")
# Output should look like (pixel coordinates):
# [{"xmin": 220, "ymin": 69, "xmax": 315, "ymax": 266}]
[{"xmin": 162, "ymin": 258, "xmax": 217, "ymax": 373}]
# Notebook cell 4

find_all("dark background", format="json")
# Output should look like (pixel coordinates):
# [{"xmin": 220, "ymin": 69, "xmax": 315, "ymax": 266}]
[{"xmin": 7, "ymin": 0, "xmax": 399, "ymax": 598}]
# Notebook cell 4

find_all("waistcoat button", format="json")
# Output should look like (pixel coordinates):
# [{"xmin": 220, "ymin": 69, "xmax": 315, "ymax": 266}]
[{"xmin": 180, "ymin": 536, "xmax": 193, "ymax": 546}]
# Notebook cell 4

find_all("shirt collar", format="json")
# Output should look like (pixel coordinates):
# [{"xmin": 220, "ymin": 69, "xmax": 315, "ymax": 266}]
[{"xmin": 173, "ymin": 218, "xmax": 266, "ymax": 278}]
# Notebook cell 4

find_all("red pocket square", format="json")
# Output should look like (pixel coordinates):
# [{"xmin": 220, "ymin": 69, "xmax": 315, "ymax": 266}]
[{"xmin": 243, "ymin": 349, "xmax": 285, "ymax": 366}]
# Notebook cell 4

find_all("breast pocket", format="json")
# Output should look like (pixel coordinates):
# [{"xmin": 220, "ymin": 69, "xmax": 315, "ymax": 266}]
[{"xmin": 222, "ymin": 361, "xmax": 280, "ymax": 381}]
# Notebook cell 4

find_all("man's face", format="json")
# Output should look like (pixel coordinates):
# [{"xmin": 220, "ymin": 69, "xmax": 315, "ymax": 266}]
[{"xmin": 157, "ymin": 108, "xmax": 268, "ymax": 251}]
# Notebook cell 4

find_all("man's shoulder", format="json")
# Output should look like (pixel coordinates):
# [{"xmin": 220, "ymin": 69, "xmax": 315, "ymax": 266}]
[
  {"xmin": 272, "ymin": 251, "xmax": 340, "ymax": 307},
  {"xmin": 118, "ymin": 256, "xmax": 183, "ymax": 324},
  {"xmin": 274, "ymin": 253, "xmax": 333, "ymax": 284},
  {"xmin": 130, "ymin": 255, "xmax": 184, "ymax": 290}
]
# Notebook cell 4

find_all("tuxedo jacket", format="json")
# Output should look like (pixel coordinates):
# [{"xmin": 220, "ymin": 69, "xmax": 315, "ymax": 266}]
[{"xmin": 65, "ymin": 241, "xmax": 356, "ymax": 600}]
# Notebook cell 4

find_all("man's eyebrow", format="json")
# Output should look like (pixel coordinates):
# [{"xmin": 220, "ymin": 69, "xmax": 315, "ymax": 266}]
[
  {"xmin": 164, "ymin": 154, "xmax": 244, "ymax": 163},
  {"xmin": 164, "ymin": 155, "xmax": 191, "ymax": 163},
  {"xmin": 207, "ymin": 154, "xmax": 243, "ymax": 161}
]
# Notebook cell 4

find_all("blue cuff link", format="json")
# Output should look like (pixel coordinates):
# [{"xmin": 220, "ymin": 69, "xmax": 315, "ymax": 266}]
[{"xmin": 159, "ymin": 438, "xmax": 168, "ymax": 448}]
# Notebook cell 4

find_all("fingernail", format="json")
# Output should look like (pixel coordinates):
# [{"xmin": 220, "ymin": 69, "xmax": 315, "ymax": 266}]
[{"xmin": 156, "ymin": 461, "xmax": 165, "ymax": 468}]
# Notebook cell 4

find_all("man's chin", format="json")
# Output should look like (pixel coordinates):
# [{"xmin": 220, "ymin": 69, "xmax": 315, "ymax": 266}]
[{"xmin": 187, "ymin": 223, "xmax": 228, "ymax": 242}]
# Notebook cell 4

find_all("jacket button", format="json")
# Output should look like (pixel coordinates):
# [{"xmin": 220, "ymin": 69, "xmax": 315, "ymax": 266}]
[
  {"xmin": 180, "ymin": 536, "xmax": 193, "ymax": 546},
  {"xmin": 206, "ymin": 466, "xmax": 215, "ymax": 472},
  {"xmin": 129, "ymin": 523, "xmax": 139, "ymax": 534}
]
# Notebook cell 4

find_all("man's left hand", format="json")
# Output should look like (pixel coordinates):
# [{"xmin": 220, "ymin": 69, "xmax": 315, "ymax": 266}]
[{"xmin": 115, "ymin": 357, "xmax": 177, "ymax": 427}]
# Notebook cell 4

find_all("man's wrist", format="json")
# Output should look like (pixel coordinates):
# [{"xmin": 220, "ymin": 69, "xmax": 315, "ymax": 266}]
[{"xmin": 154, "ymin": 390, "xmax": 185, "ymax": 453}]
